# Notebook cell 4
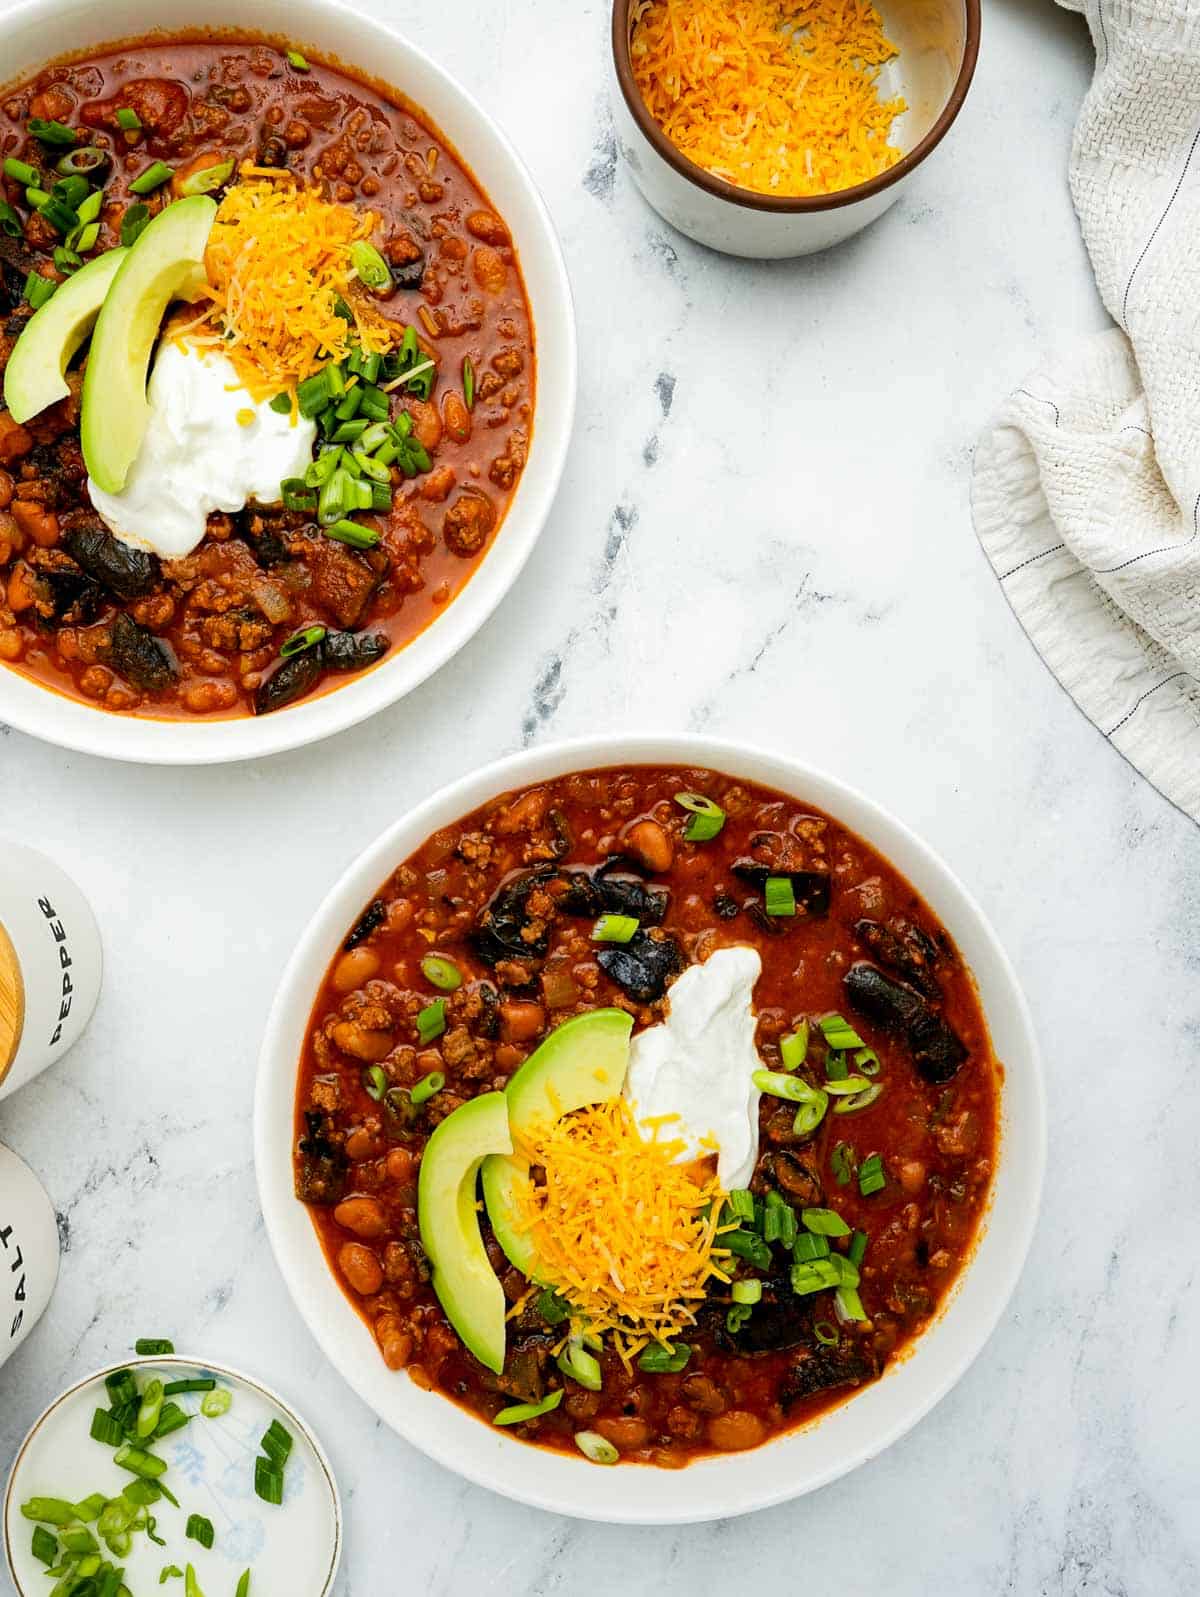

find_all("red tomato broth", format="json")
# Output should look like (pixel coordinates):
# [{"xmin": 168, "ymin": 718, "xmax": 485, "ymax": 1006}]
[
  {"xmin": 293, "ymin": 765, "xmax": 1001, "ymax": 1465},
  {"xmin": 0, "ymin": 35, "xmax": 534, "ymax": 717}
]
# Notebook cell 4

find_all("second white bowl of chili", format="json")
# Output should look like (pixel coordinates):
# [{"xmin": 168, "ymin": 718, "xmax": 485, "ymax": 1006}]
[{"xmin": 255, "ymin": 734, "xmax": 1045, "ymax": 1523}]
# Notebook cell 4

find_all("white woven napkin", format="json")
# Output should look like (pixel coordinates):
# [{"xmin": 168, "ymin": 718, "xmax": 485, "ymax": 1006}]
[{"xmin": 972, "ymin": 0, "xmax": 1200, "ymax": 822}]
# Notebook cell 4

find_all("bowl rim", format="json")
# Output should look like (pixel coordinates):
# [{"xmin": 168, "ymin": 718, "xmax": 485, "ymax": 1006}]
[
  {"xmin": 3, "ymin": 1352, "xmax": 343, "ymax": 1595},
  {"xmin": 254, "ymin": 731, "xmax": 1046, "ymax": 1523},
  {"xmin": 610, "ymin": 0, "xmax": 982, "ymax": 215},
  {"xmin": 0, "ymin": 0, "xmax": 577, "ymax": 765}
]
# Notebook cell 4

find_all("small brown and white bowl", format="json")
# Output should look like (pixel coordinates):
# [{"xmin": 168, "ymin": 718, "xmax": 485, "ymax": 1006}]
[{"xmin": 610, "ymin": 0, "xmax": 981, "ymax": 258}]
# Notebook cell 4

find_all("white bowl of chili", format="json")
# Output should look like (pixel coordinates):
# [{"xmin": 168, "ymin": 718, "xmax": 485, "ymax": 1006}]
[
  {"xmin": 611, "ymin": 0, "xmax": 980, "ymax": 258},
  {"xmin": 0, "ymin": 0, "xmax": 575, "ymax": 762},
  {"xmin": 255, "ymin": 734, "xmax": 1045, "ymax": 1523}
]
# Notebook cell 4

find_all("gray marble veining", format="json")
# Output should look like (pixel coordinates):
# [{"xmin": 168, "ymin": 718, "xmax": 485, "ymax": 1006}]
[{"xmin": 2, "ymin": 0, "xmax": 1199, "ymax": 1592}]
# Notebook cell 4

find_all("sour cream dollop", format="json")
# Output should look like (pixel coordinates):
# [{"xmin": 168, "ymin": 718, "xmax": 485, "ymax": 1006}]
[
  {"xmin": 88, "ymin": 341, "xmax": 316, "ymax": 559},
  {"xmin": 623, "ymin": 946, "xmax": 763, "ymax": 1189}
]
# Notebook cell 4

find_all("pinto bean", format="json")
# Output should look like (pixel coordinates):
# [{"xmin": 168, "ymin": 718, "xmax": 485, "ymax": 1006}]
[
  {"xmin": 466, "ymin": 210, "xmax": 509, "ymax": 245},
  {"xmin": 0, "ymin": 469, "xmax": 14, "ymax": 510},
  {"xmin": 594, "ymin": 1416, "xmax": 652, "ymax": 1452},
  {"xmin": 338, "ymin": 1241, "xmax": 384, "ymax": 1295},
  {"xmin": 385, "ymin": 1146, "xmax": 416, "ymax": 1184},
  {"xmin": 625, "ymin": 819, "xmax": 673, "ymax": 873},
  {"xmin": 443, "ymin": 392, "xmax": 471, "ymax": 443},
  {"xmin": 332, "ymin": 947, "xmax": 382, "ymax": 993},
  {"xmin": 408, "ymin": 398, "xmax": 442, "ymax": 452},
  {"xmin": 499, "ymin": 1001, "xmax": 545, "ymax": 1044},
  {"xmin": 333, "ymin": 1196, "xmax": 388, "ymax": 1238},
  {"xmin": 680, "ymin": 1374, "xmax": 725, "ymax": 1415},
  {"xmin": 344, "ymin": 1126, "xmax": 381, "ymax": 1162},
  {"xmin": 897, "ymin": 1158, "xmax": 927, "ymax": 1195},
  {"xmin": 706, "ymin": 1411, "xmax": 766, "ymax": 1452},
  {"xmin": 420, "ymin": 466, "xmax": 456, "ymax": 503},
  {"xmin": 0, "ymin": 413, "xmax": 33, "ymax": 465}
]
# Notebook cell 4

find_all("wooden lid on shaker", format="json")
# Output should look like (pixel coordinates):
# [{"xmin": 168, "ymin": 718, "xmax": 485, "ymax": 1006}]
[{"xmin": 0, "ymin": 917, "xmax": 24, "ymax": 1084}]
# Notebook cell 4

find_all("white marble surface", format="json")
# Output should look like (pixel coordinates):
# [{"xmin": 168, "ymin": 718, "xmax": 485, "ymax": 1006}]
[{"xmin": 2, "ymin": 1, "xmax": 1199, "ymax": 1592}]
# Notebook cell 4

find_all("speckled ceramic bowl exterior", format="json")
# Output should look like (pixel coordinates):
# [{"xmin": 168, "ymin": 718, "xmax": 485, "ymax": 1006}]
[
  {"xmin": 256, "ymin": 733, "xmax": 1045, "ymax": 1524},
  {"xmin": 0, "ymin": 0, "xmax": 576, "ymax": 764},
  {"xmin": 611, "ymin": 0, "xmax": 981, "ymax": 258}
]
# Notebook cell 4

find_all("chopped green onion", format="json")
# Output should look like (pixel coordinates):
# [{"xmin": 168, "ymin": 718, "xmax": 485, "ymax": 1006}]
[
  {"xmin": 362, "ymin": 1064, "xmax": 387, "ymax": 1101},
  {"xmin": 116, "ymin": 108, "xmax": 142, "ymax": 131},
  {"xmin": 820, "ymin": 1014, "xmax": 865, "ymax": 1051},
  {"xmin": 236, "ymin": 1573, "xmax": 251, "ymax": 1597},
  {"xmin": 4, "ymin": 157, "xmax": 39, "ymax": 186},
  {"xmin": 360, "ymin": 351, "xmax": 382, "ymax": 384},
  {"xmin": 114, "ymin": 1442, "xmax": 167, "ymax": 1479},
  {"xmin": 764, "ymin": 876, "xmax": 796, "ymax": 917},
  {"xmin": 792, "ymin": 1087, "xmax": 829, "ymax": 1137},
  {"xmin": 356, "ymin": 419, "xmax": 391, "ymax": 453},
  {"xmin": 28, "ymin": 117, "xmax": 77, "ymax": 146},
  {"xmin": 824, "ymin": 1048, "xmax": 849, "ymax": 1081},
  {"xmin": 410, "ymin": 1071, "xmax": 444, "ymax": 1106},
  {"xmin": 253, "ymin": 1457, "xmax": 283, "ymax": 1506},
  {"xmin": 200, "ymin": 1386, "xmax": 232, "ymax": 1419},
  {"xmin": 332, "ymin": 417, "xmax": 368, "ymax": 443},
  {"xmin": 731, "ymin": 1280, "xmax": 762, "ymax": 1305},
  {"xmin": 53, "ymin": 173, "xmax": 90, "ymax": 207},
  {"xmin": 136, "ymin": 1378, "xmax": 164, "ymax": 1438},
  {"xmin": 261, "ymin": 1419, "xmax": 293, "ymax": 1465},
  {"xmin": 637, "ymin": 1342, "xmax": 691, "ymax": 1374},
  {"xmin": 90, "ymin": 1407, "xmax": 125, "ymax": 1446},
  {"xmin": 38, "ymin": 197, "xmax": 79, "ymax": 234},
  {"xmin": 350, "ymin": 240, "xmax": 392, "ymax": 292},
  {"xmin": 725, "ymin": 1302, "xmax": 753, "ymax": 1333},
  {"xmin": 57, "ymin": 146, "xmax": 108, "ymax": 178},
  {"xmin": 848, "ymin": 1230, "xmax": 868, "ymax": 1268},
  {"xmin": 824, "ymin": 1075, "xmax": 872, "ymax": 1097},
  {"xmin": 722, "ymin": 1229, "xmax": 772, "ymax": 1270},
  {"xmin": 725, "ymin": 1188, "xmax": 755, "ymax": 1224},
  {"xmin": 286, "ymin": 49, "xmax": 311, "ymax": 71},
  {"xmin": 0, "ymin": 200, "xmax": 21, "ymax": 236},
  {"xmin": 74, "ymin": 1495, "xmax": 107, "ymax": 1522},
  {"xmin": 792, "ymin": 1231, "xmax": 831, "ymax": 1263},
  {"xmin": 135, "ymin": 1337, "xmax": 174, "ymax": 1356},
  {"xmin": 814, "ymin": 1319, "xmax": 840, "ymax": 1347},
  {"xmin": 24, "ymin": 270, "xmax": 56, "ymax": 309},
  {"xmin": 833, "ymin": 1083, "xmax": 884, "ymax": 1115},
  {"xmin": 21, "ymin": 1498, "xmax": 78, "ymax": 1526},
  {"xmin": 162, "ymin": 1377, "xmax": 215, "ymax": 1394},
  {"xmin": 60, "ymin": 1526, "xmax": 98, "ymax": 1554},
  {"xmin": 854, "ymin": 1046, "xmax": 882, "ymax": 1076},
  {"xmin": 270, "ymin": 391, "xmax": 292, "ymax": 414},
  {"xmin": 31, "ymin": 1525, "xmax": 58, "ymax": 1564},
  {"xmin": 493, "ymin": 1388, "xmax": 565, "ymax": 1426},
  {"xmin": 179, "ymin": 160, "xmax": 234, "ymax": 196},
  {"xmin": 753, "ymin": 1068, "xmax": 818, "ymax": 1104},
  {"xmin": 573, "ymin": 1430, "xmax": 618, "ymax": 1465},
  {"xmin": 106, "ymin": 1370, "xmax": 138, "ymax": 1405},
  {"xmin": 420, "ymin": 953, "xmax": 462, "ymax": 991},
  {"xmin": 121, "ymin": 1480, "xmax": 161, "ymax": 1506},
  {"xmin": 185, "ymin": 1515, "xmax": 214, "ymax": 1550},
  {"xmin": 462, "ymin": 356, "xmax": 475, "ymax": 410},
  {"xmin": 790, "ymin": 1258, "xmax": 842, "ymax": 1296},
  {"xmin": 835, "ymin": 1285, "xmax": 868, "ymax": 1323},
  {"xmin": 297, "ymin": 368, "xmax": 332, "ymax": 417},
  {"xmin": 558, "ymin": 1338, "xmax": 603, "ymax": 1390},
  {"xmin": 129, "ymin": 161, "xmax": 174, "ymax": 195},
  {"xmin": 673, "ymin": 790, "xmax": 725, "ymax": 842},
  {"xmin": 779, "ymin": 1023, "xmax": 809, "ymax": 1070},
  {"xmin": 75, "ymin": 221, "xmax": 100, "ymax": 253},
  {"xmin": 858, "ymin": 1154, "xmax": 886, "ymax": 1196},
  {"xmin": 279, "ymin": 623, "xmax": 326, "ymax": 658},
  {"xmin": 537, "ymin": 1289, "xmax": 571, "ymax": 1325},
  {"xmin": 324, "ymin": 518, "xmax": 380, "ymax": 549},
  {"xmin": 830, "ymin": 1142, "xmax": 855, "ymax": 1187},
  {"xmin": 75, "ymin": 188, "xmax": 104, "ymax": 226},
  {"xmin": 24, "ymin": 185, "xmax": 50, "ymax": 207},
  {"xmin": 280, "ymin": 477, "xmax": 317, "ymax": 513},
  {"xmin": 185, "ymin": 1562, "xmax": 206, "ymax": 1597},
  {"xmin": 592, "ymin": 913, "xmax": 639, "ymax": 944},
  {"xmin": 416, "ymin": 1000, "xmax": 446, "ymax": 1044},
  {"xmin": 120, "ymin": 203, "xmax": 150, "ymax": 247},
  {"xmin": 761, "ymin": 1194, "xmax": 783, "ymax": 1244},
  {"xmin": 801, "ymin": 1207, "xmax": 852, "ymax": 1238}
]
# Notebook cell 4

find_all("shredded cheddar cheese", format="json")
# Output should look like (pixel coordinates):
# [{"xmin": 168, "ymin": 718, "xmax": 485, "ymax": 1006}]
[
  {"xmin": 511, "ymin": 1098, "xmax": 731, "ymax": 1362},
  {"xmin": 194, "ymin": 163, "xmax": 396, "ymax": 396},
  {"xmin": 630, "ymin": 0, "xmax": 906, "ymax": 199}
]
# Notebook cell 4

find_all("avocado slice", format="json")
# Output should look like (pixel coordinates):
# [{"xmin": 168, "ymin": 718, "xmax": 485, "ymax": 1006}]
[
  {"xmin": 3, "ymin": 248, "xmax": 128, "ymax": 425},
  {"xmin": 81, "ymin": 195, "xmax": 217, "ymax": 494},
  {"xmin": 418, "ymin": 1090, "xmax": 513, "ymax": 1375},
  {"xmin": 481, "ymin": 1009, "xmax": 633, "ymax": 1279}
]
